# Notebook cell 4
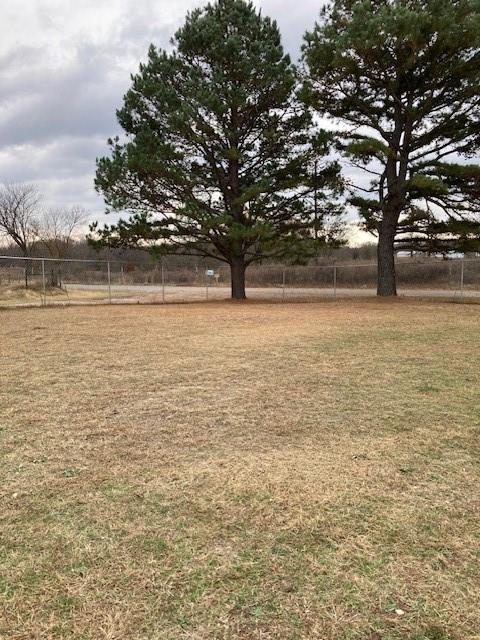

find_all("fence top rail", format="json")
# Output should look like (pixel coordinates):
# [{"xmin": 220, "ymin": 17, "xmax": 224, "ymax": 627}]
[{"xmin": 1, "ymin": 254, "xmax": 480, "ymax": 269}]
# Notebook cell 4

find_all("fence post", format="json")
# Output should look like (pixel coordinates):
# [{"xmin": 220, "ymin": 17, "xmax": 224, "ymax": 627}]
[
  {"xmin": 460, "ymin": 259, "xmax": 464, "ymax": 299},
  {"xmin": 42, "ymin": 259, "xmax": 46, "ymax": 306},
  {"xmin": 161, "ymin": 261, "xmax": 165, "ymax": 303},
  {"xmin": 107, "ymin": 261, "xmax": 112, "ymax": 304},
  {"xmin": 333, "ymin": 265, "xmax": 337, "ymax": 298},
  {"xmin": 206, "ymin": 270, "xmax": 209, "ymax": 301},
  {"xmin": 282, "ymin": 266, "xmax": 286, "ymax": 301}
]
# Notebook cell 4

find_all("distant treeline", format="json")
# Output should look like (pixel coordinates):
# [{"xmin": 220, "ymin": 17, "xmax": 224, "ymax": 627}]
[
  {"xmin": 3, "ymin": 239, "xmax": 480, "ymax": 269},
  {"xmin": 0, "ymin": 239, "xmax": 382, "ymax": 266}
]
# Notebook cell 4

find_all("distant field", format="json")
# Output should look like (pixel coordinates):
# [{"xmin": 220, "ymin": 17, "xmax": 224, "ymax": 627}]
[
  {"xmin": 1, "ymin": 281, "xmax": 479, "ymax": 308},
  {"xmin": 1, "ymin": 300, "xmax": 479, "ymax": 639}
]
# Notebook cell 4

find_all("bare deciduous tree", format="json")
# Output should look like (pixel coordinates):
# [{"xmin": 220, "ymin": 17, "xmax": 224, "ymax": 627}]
[
  {"xmin": 0, "ymin": 183, "xmax": 41, "ymax": 286},
  {"xmin": 0, "ymin": 183, "xmax": 41, "ymax": 256},
  {"xmin": 39, "ymin": 206, "xmax": 89, "ymax": 288},
  {"xmin": 39, "ymin": 206, "xmax": 88, "ymax": 259}
]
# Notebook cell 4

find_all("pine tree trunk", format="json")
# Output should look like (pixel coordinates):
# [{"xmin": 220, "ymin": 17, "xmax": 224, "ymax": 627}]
[
  {"xmin": 230, "ymin": 256, "xmax": 246, "ymax": 300},
  {"xmin": 377, "ymin": 219, "xmax": 397, "ymax": 296}
]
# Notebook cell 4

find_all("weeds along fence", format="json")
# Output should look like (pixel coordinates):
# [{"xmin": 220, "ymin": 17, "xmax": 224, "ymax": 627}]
[{"xmin": 0, "ymin": 254, "xmax": 479, "ymax": 308}]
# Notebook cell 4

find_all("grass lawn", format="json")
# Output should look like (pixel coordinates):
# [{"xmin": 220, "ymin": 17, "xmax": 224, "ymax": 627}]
[{"xmin": 1, "ymin": 300, "xmax": 479, "ymax": 639}]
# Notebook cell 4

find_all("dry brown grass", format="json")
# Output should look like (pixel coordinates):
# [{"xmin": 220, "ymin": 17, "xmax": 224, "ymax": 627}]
[{"xmin": 1, "ymin": 299, "xmax": 479, "ymax": 639}]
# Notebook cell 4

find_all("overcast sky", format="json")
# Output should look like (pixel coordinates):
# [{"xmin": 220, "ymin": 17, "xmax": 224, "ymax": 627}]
[{"xmin": 1, "ymin": 1, "xmax": 371, "ymax": 240}]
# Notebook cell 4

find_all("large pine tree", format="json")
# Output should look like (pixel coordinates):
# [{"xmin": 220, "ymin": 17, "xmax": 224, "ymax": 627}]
[
  {"xmin": 303, "ymin": 0, "xmax": 480, "ymax": 295},
  {"xmin": 93, "ymin": 0, "xmax": 342, "ymax": 299}
]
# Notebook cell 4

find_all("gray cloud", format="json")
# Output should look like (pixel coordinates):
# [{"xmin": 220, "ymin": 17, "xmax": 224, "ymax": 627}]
[
  {"xmin": 253, "ymin": 0, "xmax": 321, "ymax": 57},
  {"xmin": 0, "ymin": 0, "xmax": 188, "ymax": 218}
]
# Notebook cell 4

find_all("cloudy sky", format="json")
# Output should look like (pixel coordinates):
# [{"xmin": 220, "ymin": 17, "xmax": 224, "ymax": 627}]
[{"xmin": 1, "ymin": 1, "xmax": 369, "ymax": 238}]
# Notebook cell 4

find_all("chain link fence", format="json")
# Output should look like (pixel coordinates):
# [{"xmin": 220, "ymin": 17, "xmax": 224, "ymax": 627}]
[{"xmin": 1, "ymin": 255, "xmax": 479, "ymax": 308}]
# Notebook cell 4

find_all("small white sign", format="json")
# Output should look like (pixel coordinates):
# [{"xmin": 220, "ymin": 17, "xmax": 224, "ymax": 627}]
[{"xmin": 206, "ymin": 269, "xmax": 215, "ymax": 277}]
